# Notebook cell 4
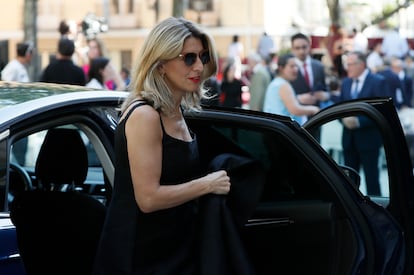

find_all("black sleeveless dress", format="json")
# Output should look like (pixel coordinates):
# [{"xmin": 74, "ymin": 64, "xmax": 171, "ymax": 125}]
[{"xmin": 94, "ymin": 102, "xmax": 201, "ymax": 275}]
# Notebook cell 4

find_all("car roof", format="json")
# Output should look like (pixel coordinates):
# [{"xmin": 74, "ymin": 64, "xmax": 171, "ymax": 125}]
[
  {"xmin": 0, "ymin": 82, "xmax": 129, "ymax": 128},
  {"xmin": 0, "ymin": 81, "xmax": 98, "ymax": 108}
]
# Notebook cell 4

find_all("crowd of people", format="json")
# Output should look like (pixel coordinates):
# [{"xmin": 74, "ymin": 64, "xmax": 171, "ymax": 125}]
[
  {"xmin": 208, "ymin": 24, "xmax": 414, "ymax": 198},
  {"xmin": 2, "ymin": 19, "xmax": 414, "ymax": 199},
  {"xmin": 0, "ymin": 20, "xmax": 130, "ymax": 91}
]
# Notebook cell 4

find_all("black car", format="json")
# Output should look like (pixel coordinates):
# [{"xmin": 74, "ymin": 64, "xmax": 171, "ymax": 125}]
[{"xmin": 0, "ymin": 82, "xmax": 413, "ymax": 275}]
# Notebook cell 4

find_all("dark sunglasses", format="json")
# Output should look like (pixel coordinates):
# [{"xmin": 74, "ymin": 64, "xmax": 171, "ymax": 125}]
[{"xmin": 178, "ymin": 51, "xmax": 210, "ymax": 66}]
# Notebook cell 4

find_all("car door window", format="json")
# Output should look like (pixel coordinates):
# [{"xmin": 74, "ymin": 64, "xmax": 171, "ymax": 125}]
[
  {"xmin": 8, "ymin": 124, "xmax": 107, "ymax": 209},
  {"xmin": 312, "ymin": 115, "xmax": 390, "ymax": 202},
  {"xmin": 193, "ymin": 122, "xmax": 334, "ymax": 202}
]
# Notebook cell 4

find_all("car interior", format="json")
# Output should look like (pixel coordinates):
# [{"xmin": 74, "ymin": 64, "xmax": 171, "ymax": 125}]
[
  {"xmin": 8, "ymin": 124, "xmax": 110, "ymax": 275},
  {"xmin": 8, "ymin": 124, "xmax": 111, "ymax": 206}
]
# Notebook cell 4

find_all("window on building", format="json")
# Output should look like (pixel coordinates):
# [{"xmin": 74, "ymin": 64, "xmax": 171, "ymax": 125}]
[
  {"xmin": 189, "ymin": 0, "xmax": 213, "ymax": 11},
  {"xmin": 112, "ymin": 0, "xmax": 134, "ymax": 14}
]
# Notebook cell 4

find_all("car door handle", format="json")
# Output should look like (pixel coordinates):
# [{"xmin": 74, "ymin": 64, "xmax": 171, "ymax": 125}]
[{"xmin": 245, "ymin": 217, "xmax": 294, "ymax": 228}]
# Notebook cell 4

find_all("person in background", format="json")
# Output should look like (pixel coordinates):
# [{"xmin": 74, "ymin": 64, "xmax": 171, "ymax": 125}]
[
  {"xmin": 289, "ymin": 32, "xmax": 331, "ymax": 110},
  {"xmin": 351, "ymin": 27, "xmax": 368, "ymax": 54},
  {"xmin": 257, "ymin": 32, "xmax": 275, "ymax": 60},
  {"xmin": 366, "ymin": 42, "xmax": 384, "ymax": 73},
  {"xmin": 381, "ymin": 27, "xmax": 409, "ymax": 60},
  {"xmin": 391, "ymin": 57, "xmax": 413, "ymax": 108},
  {"xmin": 263, "ymin": 53, "xmax": 320, "ymax": 125},
  {"xmin": 120, "ymin": 66, "xmax": 131, "ymax": 87},
  {"xmin": 93, "ymin": 17, "xmax": 231, "ymax": 274},
  {"xmin": 220, "ymin": 59, "xmax": 244, "ymax": 108},
  {"xmin": 338, "ymin": 51, "xmax": 391, "ymax": 196},
  {"xmin": 1, "ymin": 41, "xmax": 34, "ymax": 82},
  {"xmin": 404, "ymin": 54, "xmax": 414, "ymax": 106},
  {"xmin": 377, "ymin": 57, "xmax": 406, "ymax": 110},
  {"xmin": 40, "ymin": 38, "xmax": 86, "ymax": 86},
  {"xmin": 246, "ymin": 52, "xmax": 271, "ymax": 111},
  {"xmin": 332, "ymin": 27, "xmax": 352, "ymax": 78},
  {"xmin": 264, "ymin": 53, "xmax": 277, "ymax": 80},
  {"xmin": 1, "ymin": 41, "xmax": 34, "ymax": 166},
  {"xmin": 86, "ymin": 57, "xmax": 111, "ymax": 89},
  {"xmin": 58, "ymin": 19, "xmax": 78, "ymax": 40},
  {"xmin": 227, "ymin": 34, "xmax": 244, "ymax": 79},
  {"xmin": 82, "ymin": 38, "xmax": 126, "ymax": 90}
]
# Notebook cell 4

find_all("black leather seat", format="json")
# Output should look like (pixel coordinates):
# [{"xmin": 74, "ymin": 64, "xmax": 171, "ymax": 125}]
[{"xmin": 10, "ymin": 128, "xmax": 106, "ymax": 275}]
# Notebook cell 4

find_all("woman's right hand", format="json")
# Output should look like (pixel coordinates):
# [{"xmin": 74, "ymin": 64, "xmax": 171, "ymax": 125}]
[{"xmin": 204, "ymin": 170, "xmax": 231, "ymax": 195}]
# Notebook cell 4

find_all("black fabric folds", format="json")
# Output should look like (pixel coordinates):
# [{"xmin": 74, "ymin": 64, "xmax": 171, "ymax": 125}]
[{"xmin": 198, "ymin": 153, "xmax": 265, "ymax": 275}]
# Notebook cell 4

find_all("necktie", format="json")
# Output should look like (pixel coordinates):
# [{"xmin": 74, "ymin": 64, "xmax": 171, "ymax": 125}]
[
  {"xmin": 351, "ymin": 79, "xmax": 359, "ymax": 99},
  {"xmin": 303, "ymin": 63, "xmax": 310, "ymax": 88}
]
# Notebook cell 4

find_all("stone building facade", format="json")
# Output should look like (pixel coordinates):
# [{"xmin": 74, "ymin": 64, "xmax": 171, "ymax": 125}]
[{"xmin": 0, "ymin": 0, "xmax": 268, "ymax": 76}]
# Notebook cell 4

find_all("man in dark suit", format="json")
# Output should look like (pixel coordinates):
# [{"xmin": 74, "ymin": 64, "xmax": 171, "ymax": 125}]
[
  {"xmin": 390, "ymin": 57, "xmax": 413, "ymax": 108},
  {"xmin": 290, "ymin": 33, "xmax": 330, "ymax": 141},
  {"xmin": 377, "ymin": 57, "xmax": 410, "ymax": 110},
  {"xmin": 339, "ymin": 51, "xmax": 391, "ymax": 196},
  {"xmin": 290, "ymin": 33, "xmax": 331, "ymax": 108}
]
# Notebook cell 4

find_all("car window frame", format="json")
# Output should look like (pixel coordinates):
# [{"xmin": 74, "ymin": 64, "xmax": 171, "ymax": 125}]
[{"xmin": 304, "ymin": 98, "xmax": 414, "ymax": 274}]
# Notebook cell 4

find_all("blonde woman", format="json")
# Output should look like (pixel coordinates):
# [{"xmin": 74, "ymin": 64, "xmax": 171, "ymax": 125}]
[{"xmin": 94, "ymin": 17, "xmax": 231, "ymax": 274}]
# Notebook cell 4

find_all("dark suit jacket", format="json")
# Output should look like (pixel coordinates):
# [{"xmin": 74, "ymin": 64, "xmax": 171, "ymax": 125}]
[
  {"xmin": 290, "ymin": 58, "xmax": 327, "ymax": 95},
  {"xmin": 401, "ymin": 74, "xmax": 413, "ymax": 107},
  {"xmin": 377, "ymin": 69, "xmax": 405, "ymax": 109},
  {"xmin": 199, "ymin": 153, "xmax": 265, "ymax": 275},
  {"xmin": 40, "ymin": 59, "xmax": 86, "ymax": 86},
  {"xmin": 339, "ymin": 72, "xmax": 390, "ymax": 151}
]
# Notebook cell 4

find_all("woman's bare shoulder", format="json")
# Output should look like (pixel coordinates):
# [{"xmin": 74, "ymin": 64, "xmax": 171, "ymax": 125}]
[
  {"xmin": 120, "ymin": 100, "xmax": 157, "ymax": 121},
  {"xmin": 126, "ymin": 103, "xmax": 159, "ymax": 125}
]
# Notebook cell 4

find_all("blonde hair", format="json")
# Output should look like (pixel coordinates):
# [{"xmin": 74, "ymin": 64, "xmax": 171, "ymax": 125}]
[{"xmin": 122, "ymin": 17, "xmax": 218, "ymax": 115}]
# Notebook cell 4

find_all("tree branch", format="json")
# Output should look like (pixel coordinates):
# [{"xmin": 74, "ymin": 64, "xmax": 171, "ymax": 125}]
[{"xmin": 371, "ymin": 0, "xmax": 412, "ymax": 25}]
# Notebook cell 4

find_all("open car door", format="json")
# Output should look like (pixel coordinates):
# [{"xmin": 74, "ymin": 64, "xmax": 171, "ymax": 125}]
[{"xmin": 304, "ymin": 97, "xmax": 414, "ymax": 275}]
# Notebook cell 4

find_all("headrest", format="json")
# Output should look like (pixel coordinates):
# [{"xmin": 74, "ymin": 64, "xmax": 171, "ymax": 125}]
[{"xmin": 35, "ymin": 128, "xmax": 88, "ymax": 188}]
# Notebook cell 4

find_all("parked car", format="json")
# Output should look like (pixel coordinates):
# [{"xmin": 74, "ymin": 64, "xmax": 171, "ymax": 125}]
[{"xmin": 0, "ymin": 81, "xmax": 413, "ymax": 275}]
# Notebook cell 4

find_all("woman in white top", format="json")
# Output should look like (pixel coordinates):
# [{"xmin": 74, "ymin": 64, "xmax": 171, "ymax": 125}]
[{"xmin": 263, "ymin": 53, "xmax": 320, "ymax": 125}]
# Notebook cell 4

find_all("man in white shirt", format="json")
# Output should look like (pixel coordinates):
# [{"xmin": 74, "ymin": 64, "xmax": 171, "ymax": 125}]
[
  {"xmin": 352, "ymin": 27, "xmax": 368, "ymax": 54},
  {"xmin": 257, "ymin": 32, "xmax": 276, "ymax": 60},
  {"xmin": 1, "ymin": 42, "xmax": 34, "ymax": 82},
  {"xmin": 366, "ymin": 42, "xmax": 384, "ymax": 73},
  {"xmin": 3, "ymin": 42, "xmax": 35, "ymax": 166},
  {"xmin": 381, "ymin": 27, "xmax": 409, "ymax": 60}
]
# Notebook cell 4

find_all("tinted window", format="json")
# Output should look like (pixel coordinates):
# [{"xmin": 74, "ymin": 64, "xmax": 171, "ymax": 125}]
[{"xmin": 193, "ymin": 121, "xmax": 333, "ymax": 202}]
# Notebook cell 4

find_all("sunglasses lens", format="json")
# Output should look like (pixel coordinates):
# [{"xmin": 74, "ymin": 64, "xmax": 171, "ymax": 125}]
[
  {"xmin": 180, "ymin": 51, "xmax": 210, "ymax": 66},
  {"xmin": 201, "ymin": 51, "xmax": 210, "ymax": 64},
  {"xmin": 184, "ymin": 53, "xmax": 197, "ymax": 66}
]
